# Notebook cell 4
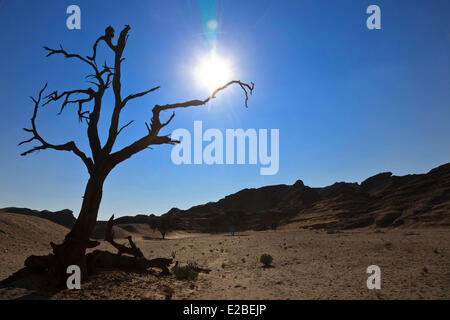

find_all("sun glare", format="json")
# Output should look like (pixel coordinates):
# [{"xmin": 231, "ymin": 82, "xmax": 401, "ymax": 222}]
[{"xmin": 195, "ymin": 51, "xmax": 233, "ymax": 92}]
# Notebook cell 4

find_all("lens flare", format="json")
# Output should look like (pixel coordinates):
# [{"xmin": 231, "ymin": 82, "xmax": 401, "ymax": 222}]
[
  {"xmin": 207, "ymin": 19, "xmax": 218, "ymax": 30},
  {"xmin": 195, "ymin": 51, "xmax": 232, "ymax": 92}
]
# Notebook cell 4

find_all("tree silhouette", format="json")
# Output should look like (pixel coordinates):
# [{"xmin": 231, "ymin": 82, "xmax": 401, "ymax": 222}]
[
  {"xmin": 224, "ymin": 209, "xmax": 246, "ymax": 236},
  {"xmin": 19, "ymin": 25, "xmax": 253, "ymax": 280},
  {"xmin": 158, "ymin": 216, "xmax": 175, "ymax": 240},
  {"xmin": 148, "ymin": 215, "xmax": 159, "ymax": 232},
  {"xmin": 148, "ymin": 215, "xmax": 175, "ymax": 239},
  {"xmin": 263, "ymin": 211, "xmax": 281, "ymax": 230}
]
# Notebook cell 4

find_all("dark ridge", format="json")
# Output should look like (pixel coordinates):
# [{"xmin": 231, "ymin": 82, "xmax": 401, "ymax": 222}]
[
  {"xmin": 2, "ymin": 162, "xmax": 449, "ymax": 233},
  {"xmin": 0, "ymin": 207, "xmax": 75, "ymax": 229},
  {"xmin": 161, "ymin": 162, "xmax": 450, "ymax": 231}
]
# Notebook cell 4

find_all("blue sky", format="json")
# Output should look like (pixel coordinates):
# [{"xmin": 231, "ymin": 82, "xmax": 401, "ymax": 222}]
[{"xmin": 0, "ymin": 0, "xmax": 449, "ymax": 220}]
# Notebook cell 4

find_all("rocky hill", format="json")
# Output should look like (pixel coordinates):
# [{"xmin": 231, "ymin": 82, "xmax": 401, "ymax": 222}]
[
  {"xmin": 0, "ymin": 208, "xmax": 149, "ymax": 239},
  {"xmin": 0, "ymin": 211, "xmax": 68, "ymax": 280},
  {"xmin": 0, "ymin": 207, "xmax": 76, "ymax": 229},
  {"xmin": 2, "ymin": 163, "xmax": 449, "ymax": 232},
  {"xmin": 163, "ymin": 163, "xmax": 450, "ymax": 231}
]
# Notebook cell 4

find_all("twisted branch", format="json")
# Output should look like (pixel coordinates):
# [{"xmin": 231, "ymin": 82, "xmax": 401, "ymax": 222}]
[
  {"xmin": 44, "ymin": 45, "xmax": 99, "ymax": 74},
  {"xmin": 19, "ymin": 84, "xmax": 94, "ymax": 174},
  {"xmin": 106, "ymin": 80, "xmax": 254, "ymax": 170},
  {"xmin": 44, "ymin": 88, "xmax": 95, "ymax": 120}
]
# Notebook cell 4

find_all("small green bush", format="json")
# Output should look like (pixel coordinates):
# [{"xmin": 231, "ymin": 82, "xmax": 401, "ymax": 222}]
[
  {"xmin": 172, "ymin": 261, "xmax": 199, "ymax": 280},
  {"xmin": 260, "ymin": 254, "xmax": 273, "ymax": 267}
]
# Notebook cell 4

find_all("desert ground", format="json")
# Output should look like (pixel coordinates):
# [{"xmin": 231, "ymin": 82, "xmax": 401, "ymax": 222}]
[{"xmin": 0, "ymin": 211, "xmax": 449, "ymax": 300}]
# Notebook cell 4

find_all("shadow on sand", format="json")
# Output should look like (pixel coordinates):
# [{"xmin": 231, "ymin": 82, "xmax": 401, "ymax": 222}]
[{"xmin": 0, "ymin": 269, "xmax": 62, "ymax": 300}]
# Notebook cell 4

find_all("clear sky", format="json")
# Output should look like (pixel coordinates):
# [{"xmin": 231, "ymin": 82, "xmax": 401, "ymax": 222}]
[{"xmin": 0, "ymin": 0, "xmax": 449, "ymax": 220}]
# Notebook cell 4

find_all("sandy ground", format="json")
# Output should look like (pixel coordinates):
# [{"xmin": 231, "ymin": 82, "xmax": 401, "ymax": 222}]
[
  {"xmin": 1, "ymin": 211, "xmax": 449, "ymax": 300},
  {"xmin": 0, "ymin": 212, "xmax": 68, "ymax": 281}
]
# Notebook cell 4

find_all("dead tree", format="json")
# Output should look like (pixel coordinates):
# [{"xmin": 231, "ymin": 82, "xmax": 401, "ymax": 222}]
[
  {"xmin": 148, "ymin": 215, "xmax": 175, "ymax": 239},
  {"xmin": 19, "ymin": 25, "xmax": 254, "ymax": 280},
  {"xmin": 104, "ymin": 215, "xmax": 144, "ymax": 257}
]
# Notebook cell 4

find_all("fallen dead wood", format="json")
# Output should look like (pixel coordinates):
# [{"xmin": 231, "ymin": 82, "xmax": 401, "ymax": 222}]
[
  {"xmin": 172, "ymin": 261, "xmax": 212, "ymax": 274},
  {"xmin": 101, "ymin": 214, "xmax": 172, "ymax": 274},
  {"xmin": 193, "ymin": 266, "xmax": 212, "ymax": 274},
  {"xmin": 87, "ymin": 250, "xmax": 172, "ymax": 275},
  {"xmin": 104, "ymin": 215, "xmax": 144, "ymax": 258}
]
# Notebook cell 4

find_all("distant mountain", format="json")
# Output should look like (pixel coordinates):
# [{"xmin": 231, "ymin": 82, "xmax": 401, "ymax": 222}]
[
  {"xmin": 0, "ymin": 207, "xmax": 76, "ymax": 229},
  {"xmin": 91, "ymin": 215, "xmax": 153, "ymax": 239},
  {"xmin": 0, "ymin": 208, "xmax": 155, "ymax": 239},
  {"xmin": 2, "ymin": 163, "xmax": 449, "ymax": 233},
  {"xmin": 162, "ymin": 163, "xmax": 450, "ymax": 231}
]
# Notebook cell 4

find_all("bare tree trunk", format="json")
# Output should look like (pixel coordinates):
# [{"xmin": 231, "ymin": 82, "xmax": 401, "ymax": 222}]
[
  {"xmin": 72, "ymin": 174, "xmax": 105, "ymax": 239},
  {"xmin": 51, "ymin": 175, "xmax": 105, "ymax": 280}
]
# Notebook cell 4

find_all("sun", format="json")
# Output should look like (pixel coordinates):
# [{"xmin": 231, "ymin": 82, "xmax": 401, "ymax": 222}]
[{"xmin": 195, "ymin": 51, "xmax": 233, "ymax": 92}]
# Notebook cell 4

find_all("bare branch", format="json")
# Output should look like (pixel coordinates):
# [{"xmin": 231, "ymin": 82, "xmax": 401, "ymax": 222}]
[
  {"xmin": 84, "ymin": 26, "xmax": 130, "ymax": 161},
  {"xmin": 149, "ymin": 80, "xmax": 254, "ymax": 133},
  {"xmin": 87, "ymin": 26, "xmax": 116, "ymax": 62},
  {"xmin": 43, "ymin": 44, "xmax": 115, "ymax": 90},
  {"xmin": 117, "ymin": 120, "xmax": 134, "ymax": 136},
  {"xmin": 107, "ymin": 80, "xmax": 254, "ymax": 170},
  {"xmin": 122, "ymin": 86, "xmax": 160, "ymax": 107},
  {"xmin": 156, "ymin": 80, "xmax": 254, "ymax": 113},
  {"xmin": 19, "ymin": 84, "xmax": 94, "ymax": 174},
  {"xmin": 160, "ymin": 112, "xmax": 175, "ymax": 129},
  {"xmin": 102, "ymin": 25, "xmax": 133, "ymax": 154},
  {"xmin": 44, "ymin": 88, "xmax": 95, "ymax": 119},
  {"xmin": 86, "ymin": 63, "xmax": 114, "ymax": 88},
  {"xmin": 44, "ymin": 45, "xmax": 99, "ymax": 73},
  {"xmin": 107, "ymin": 134, "xmax": 178, "ymax": 171}
]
